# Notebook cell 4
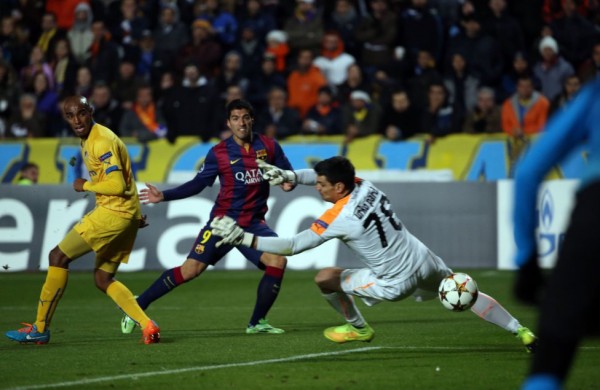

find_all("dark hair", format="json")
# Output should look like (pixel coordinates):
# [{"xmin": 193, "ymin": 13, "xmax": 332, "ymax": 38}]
[
  {"xmin": 20, "ymin": 162, "xmax": 38, "ymax": 172},
  {"xmin": 314, "ymin": 156, "xmax": 355, "ymax": 191},
  {"xmin": 226, "ymin": 98, "xmax": 254, "ymax": 118}
]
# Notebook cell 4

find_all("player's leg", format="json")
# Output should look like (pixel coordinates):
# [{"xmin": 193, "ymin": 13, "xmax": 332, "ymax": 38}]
[
  {"xmin": 6, "ymin": 228, "xmax": 88, "ymax": 344},
  {"xmin": 523, "ymin": 184, "xmax": 600, "ymax": 389},
  {"xmin": 95, "ymin": 261, "xmax": 160, "ymax": 344},
  {"xmin": 122, "ymin": 223, "xmax": 230, "ymax": 333},
  {"xmin": 135, "ymin": 224, "xmax": 228, "ymax": 311},
  {"xmin": 315, "ymin": 267, "xmax": 374, "ymax": 343},
  {"xmin": 240, "ymin": 222, "xmax": 287, "ymax": 334}
]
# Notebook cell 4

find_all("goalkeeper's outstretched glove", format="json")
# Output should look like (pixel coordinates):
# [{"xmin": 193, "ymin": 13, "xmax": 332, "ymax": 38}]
[
  {"xmin": 513, "ymin": 251, "xmax": 545, "ymax": 306},
  {"xmin": 210, "ymin": 216, "xmax": 254, "ymax": 248},
  {"xmin": 256, "ymin": 159, "xmax": 297, "ymax": 186}
]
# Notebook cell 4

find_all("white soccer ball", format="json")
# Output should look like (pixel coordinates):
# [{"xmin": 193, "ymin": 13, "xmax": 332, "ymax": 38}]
[{"xmin": 438, "ymin": 273, "xmax": 479, "ymax": 312}]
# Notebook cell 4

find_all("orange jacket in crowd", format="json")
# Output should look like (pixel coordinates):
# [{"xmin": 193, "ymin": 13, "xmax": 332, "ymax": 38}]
[
  {"xmin": 287, "ymin": 65, "xmax": 327, "ymax": 118},
  {"xmin": 46, "ymin": 0, "xmax": 90, "ymax": 30},
  {"xmin": 501, "ymin": 92, "xmax": 550, "ymax": 136}
]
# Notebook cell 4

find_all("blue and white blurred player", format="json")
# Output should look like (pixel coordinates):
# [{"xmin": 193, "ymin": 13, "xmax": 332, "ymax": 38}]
[
  {"xmin": 211, "ymin": 156, "xmax": 537, "ymax": 350},
  {"xmin": 514, "ymin": 79, "xmax": 600, "ymax": 390}
]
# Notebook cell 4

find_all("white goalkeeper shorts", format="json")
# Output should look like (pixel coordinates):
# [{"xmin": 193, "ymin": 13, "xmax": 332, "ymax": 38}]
[{"xmin": 340, "ymin": 252, "xmax": 452, "ymax": 306}]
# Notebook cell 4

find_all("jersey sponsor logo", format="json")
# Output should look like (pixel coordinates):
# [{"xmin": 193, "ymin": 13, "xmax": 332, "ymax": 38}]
[
  {"xmin": 230, "ymin": 158, "xmax": 241, "ymax": 165},
  {"xmin": 234, "ymin": 168, "xmax": 263, "ymax": 184},
  {"xmin": 256, "ymin": 149, "xmax": 267, "ymax": 160},
  {"xmin": 99, "ymin": 151, "xmax": 113, "ymax": 162}
]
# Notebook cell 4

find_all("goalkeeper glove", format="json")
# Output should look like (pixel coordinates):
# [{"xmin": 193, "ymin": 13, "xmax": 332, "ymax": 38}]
[
  {"xmin": 513, "ymin": 251, "xmax": 545, "ymax": 306},
  {"xmin": 256, "ymin": 159, "xmax": 297, "ymax": 186},
  {"xmin": 210, "ymin": 216, "xmax": 254, "ymax": 248}
]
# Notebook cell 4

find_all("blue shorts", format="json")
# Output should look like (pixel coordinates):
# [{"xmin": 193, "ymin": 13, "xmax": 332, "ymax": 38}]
[{"xmin": 187, "ymin": 219, "xmax": 277, "ymax": 270}]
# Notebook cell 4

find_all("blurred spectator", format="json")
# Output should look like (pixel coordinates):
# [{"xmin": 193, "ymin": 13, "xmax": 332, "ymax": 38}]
[
  {"xmin": 67, "ymin": 2, "xmax": 93, "ymax": 65},
  {"xmin": 313, "ymin": 31, "xmax": 356, "ymax": 87},
  {"xmin": 419, "ymin": 82, "xmax": 460, "ymax": 138},
  {"xmin": 549, "ymin": 74, "xmax": 581, "ymax": 115},
  {"xmin": 407, "ymin": 50, "xmax": 443, "ymax": 110},
  {"xmin": 153, "ymin": 3, "xmax": 189, "ymax": 74},
  {"xmin": 482, "ymin": 0, "xmax": 526, "ymax": 73},
  {"xmin": 548, "ymin": 0, "xmax": 599, "ymax": 69},
  {"xmin": 85, "ymin": 19, "xmax": 120, "ymax": 85},
  {"xmin": 355, "ymin": 0, "xmax": 397, "ymax": 72},
  {"xmin": 36, "ymin": 12, "xmax": 66, "ymax": 57},
  {"xmin": 236, "ymin": 0, "xmax": 276, "ymax": 43},
  {"xmin": 508, "ymin": 1, "xmax": 544, "ymax": 50},
  {"xmin": 109, "ymin": 0, "xmax": 149, "ymax": 61},
  {"xmin": 234, "ymin": 23, "xmax": 264, "ymax": 79},
  {"xmin": 337, "ymin": 63, "xmax": 372, "ymax": 105},
  {"xmin": 214, "ymin": 51, "xmax": 249, "ymax": 101},
  {"xmin": 49, "ymin": 37, "xmax": 78, "ymax": 98},
  {"xmin": 287, "ymin": 49, "xmax": 327, "ymax": 119},
  {"xmin": 577, "ymin": 42, "xmax": 600, "ymax": 83},
  {"xmin": 161, "ymin": 62, "xmax": 218, "ymax": 142},
  {"xmin": 74, "ymin": 64, "xmax": 93, "ymax": 99},
  {"xmin": 265, "ymin": 30, "xmax": 289, "ymax": 74},
  {"xmin": 112, "ymin": 60, "xmax": 144, "ymax": 110},
  {"xmin": 20, "ymin": 45, "xmax": 54, "ymax": 92},
  {"xmin": 302, "ymin": 86, "xmax": 342, "ymax": 135},
  {"xmin": 196, "ymin": 0, "xmax": 238, "ymax": 50},
  {"xmin": 135, "ymin": 29, "xmax": 163, "ymax": 88},
  {"xmin": 501, "ymin": 75, "xmax": 550, "ymax": 136},
  {"xmin": 255, "ymin": 86, "xmax": 301, "ymax": 139},
  {"xmin": 0, "ymin": 15, "xmax": 20, "ymax": 65},
  {"xmin": 443, "ymin": 52, "xmax": 480, "ymax": 128},
  {"xmin": 446, "ymin": 14, "xmax": 504, "ymax": 88},
  {"xmin": 9, "ymin": 1, "xmax": 44, "ymax": 45},
  {"xmin": 499, "ymin": 51, "xmax": 539, "ymax": 102},
  {"xmin": 284, "ymin": 0, "xmax": 323, "ymax": 57},
  {"xmin": 398, "ymin": 0, "xmax": 444, "ymax": 66},
  {"xmin": 90, "ymin": 81, "xmax": 123, "ymax": 132},
  {"xmin": 46, "ymin": 0, "xmax": 88, "ymax": 31},
  {"xmin": 342, "ymin": 89, "xmax": 382, "ymax": 143},
  {"xmin": 119, "ymin": 83, "xmax": 167, "ymax": 142},
  {"xmin": 325, "ymin": 0, "xmax": 360, "ymax": 59},
  {"xmin": 176, "ymin": 20, "xmax": 222, "ymax": 77},
  {"xmin": 462, "ymin": 87, "xmax": 502, "ymax": 133},
  {"xmin": 10, "ymin": 22, "xmax": 33, "ymax": 73},
  {"xmin": 6, "ymin": 93, "xmax": 45, "ymax": 138},
  {"xmin": 533, "ymin": 35, "xmax": 574, "ymax": 101},
  {"xmin": 380, "ymin": 89, "xmax": 421, "ymax": 140},
  {"xmin": 542, "ymin": 0, "xmax": 594, "ymax": 23},
  {"xmin": 16, "ymin": 162, "xmax": 39, "ymax": 185},
  {"xmin": 246, "ymin": 53, "xmax": 286, "ymax": 115},
  {"xmin": 31, "ymin": 71, "xmax": 61, "ymax": 136},
  {"xmin": 0, "ymin": 60, "xmax": 21, "ymax": 129}
]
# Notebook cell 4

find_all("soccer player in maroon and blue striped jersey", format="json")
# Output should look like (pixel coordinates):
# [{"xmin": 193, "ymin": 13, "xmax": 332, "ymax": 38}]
[{"xmin": 121, "ymin": 99, "xmax": 294, "ymax": 335}]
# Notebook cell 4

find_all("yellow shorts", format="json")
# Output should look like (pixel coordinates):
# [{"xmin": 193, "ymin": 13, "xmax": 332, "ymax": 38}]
[{"xmin": 58, "ymin": 207, "xmax": 139, "ymax": 273}]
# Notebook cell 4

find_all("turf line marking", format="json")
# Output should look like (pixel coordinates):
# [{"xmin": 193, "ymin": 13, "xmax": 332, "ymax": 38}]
[{"xmin": 9, "ymin": 346, "xmax": 384, "ymax": 390}]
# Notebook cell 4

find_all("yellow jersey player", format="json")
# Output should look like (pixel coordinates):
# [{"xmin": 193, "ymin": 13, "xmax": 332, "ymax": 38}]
[{"xmin": 5, "ymin": 96, "xmax": 160, "ymax": 345}]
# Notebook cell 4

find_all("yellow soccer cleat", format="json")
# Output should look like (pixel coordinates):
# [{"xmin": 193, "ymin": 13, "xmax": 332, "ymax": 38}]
[
  {"xmin": 516, "ymin": 326, "xmax": 538, "ymax": 353},
  {"xmin": 323, "ymin": 323, "xmax": 375, "ymax": 343}
]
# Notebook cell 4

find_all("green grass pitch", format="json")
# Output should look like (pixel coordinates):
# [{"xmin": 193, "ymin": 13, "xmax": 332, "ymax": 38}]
[{"xmin": 1, "ymin": 270, "xmax": 599, "ymax": 389}]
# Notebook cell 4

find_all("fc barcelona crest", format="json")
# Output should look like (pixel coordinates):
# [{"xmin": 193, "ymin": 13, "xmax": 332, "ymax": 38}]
[
  {"xmin": 256, "ymin": 149, "xmax": 267, "ymax": 160},
  {"xmin": 195, "ymin": 244, "xmax": 205, "ymax": 254}
]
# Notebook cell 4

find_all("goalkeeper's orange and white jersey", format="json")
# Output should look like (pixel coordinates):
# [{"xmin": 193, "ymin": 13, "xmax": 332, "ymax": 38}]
[{"xmin": 255, "ymin": 179, "xmax": 433, "ymax": 282}]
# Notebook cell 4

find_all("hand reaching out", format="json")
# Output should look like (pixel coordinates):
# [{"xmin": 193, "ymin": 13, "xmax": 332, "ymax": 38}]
[{"xmin": 140, "ymin": 183, "xmax": 164, "ymax": 204}]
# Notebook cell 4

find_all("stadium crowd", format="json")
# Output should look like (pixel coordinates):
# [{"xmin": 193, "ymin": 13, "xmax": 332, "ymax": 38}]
[{"xmin": 0, "ymin": 0, "xmax": 598, "ymax": 143}]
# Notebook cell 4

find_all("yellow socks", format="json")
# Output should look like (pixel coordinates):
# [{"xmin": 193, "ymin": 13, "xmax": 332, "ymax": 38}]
[
  {"xmin": 106, "ymin": 281, "xmax": 151, "ymax": 327},
  {"xmin": 35, "ymin": 266, "xmax": 68, "ymax": 333}
]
